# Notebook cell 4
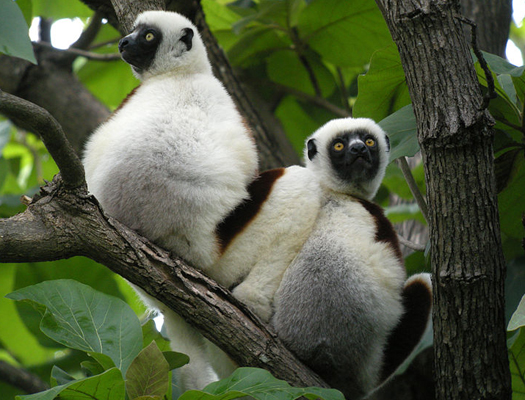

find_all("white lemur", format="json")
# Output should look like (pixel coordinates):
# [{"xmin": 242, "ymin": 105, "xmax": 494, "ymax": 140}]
[
  {"xmin": 271, "ymin": 119, "xmax": 431, "ymax": 399},
  {"xmin": 82, "ymin": 11, "xmax": 258, "ymax": 390},
  {"xmin": 206, "ymin": 119, "xmax": 431, "ymax": 394}
]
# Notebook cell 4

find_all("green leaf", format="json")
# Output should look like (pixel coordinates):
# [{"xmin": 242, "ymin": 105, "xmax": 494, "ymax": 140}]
[
  {"xmin": 298, "ymin": 0, "xmax": 393, "ymax": 68},
  {"xmin": 126, "ymin": 341, "xmax": 170, "ymax": 400},
  {"xmin": 228, "ymin": 25, "xmax": 290, "ymax": 67},
  {"xmin": 81, "ymin": 359, "xmax": 106, "ymax": 377},
  {"xmin": 0, "ymin": 0, "xmax": 37, "ymax": 63},
  {"xmin": 142, "ymin": 319, "xmax": 171, "ymax": 352},
  {"xmin": 384, "ymin": 203, "xmax": 425, "ymax": 225},
  {"xmin": 266, "ymin": 50, "xmax": 336, "ymax": 97},
  {"xmin": 378, "ymin": 104, "xmax": 419, "ymax": 162},
  {"xmin": 509, "ymin": 296, "xmax": 525, "ymax": 332},
  {"xmin": 16, "ymin": 367, "xmax": 125, "ymax": 400},
  {"xmin": 13, "ymin": 258, "xmax": 129, "ymax": 349},
  {"xmin": 481, "ymin": 51, "xmax": 525, "ymax": 77},
  {"xmin": 32, "ymin": 0, "xmax": 92, "ymax": 19},
  {"xmin": 6, "ymin": 279, "xmax": 143, "ymax": 374},
  {"xmin": 509, "ymin": 328, "xmax": 525, "ymax": 400},
  {"xmin": 180, "ymin": 367, "xmax": 344, "ymax": 400},
  {"xmin": 354, "ymin": 45, "xmax": 410, "ymax": 121},
  {"xmin": 15, "ymin": 0, "xmax": 33, "ymax": 26},
  {"xmin": 51, "ymin": 365, "xmax": 76, "ymax": 386},
  {"xmin": 163, "ymin": 351, "xmax": 190, "ymax": 370},
  {"xmin": 76, "ymin": 59, "xmax": 138, "ymax": 110},
  {"xmin": 88, "ymin": 352, "xmax": 116, "ymax": 371},
  {"xmin": 275, "ymin": 95, "xmax": 332, "ymax": 155}
]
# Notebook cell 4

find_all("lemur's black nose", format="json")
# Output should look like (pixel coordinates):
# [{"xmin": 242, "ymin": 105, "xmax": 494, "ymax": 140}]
[
  {"xmin": 349, "ymin": 142, "xmax": 367, "ymax": 155},
  {"xmin": 118, "ymin": 36, "xmax": 131, "ymax": 53}
]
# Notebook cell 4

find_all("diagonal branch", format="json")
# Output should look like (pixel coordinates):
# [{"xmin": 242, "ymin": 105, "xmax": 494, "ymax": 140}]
[
  {"xmin": 0, "ymin": 361, "xmax": 49, "ymax": 394},
  {"xmin": 0, "ymin": 91, "xmax": 85, "ymax": 190},
  {"xmin": 0, "ymin": 174, "xmax": 327, "ymax": 389}
]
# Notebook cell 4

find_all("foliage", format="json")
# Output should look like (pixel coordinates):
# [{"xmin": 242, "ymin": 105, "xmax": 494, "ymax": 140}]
[
  {"xmin": 0, "ymin": 0, "xmax": 524, "ymax": 399},
  {"xmin": 6, "ymin": 279, "xmax": 341, "ymax": 400}
]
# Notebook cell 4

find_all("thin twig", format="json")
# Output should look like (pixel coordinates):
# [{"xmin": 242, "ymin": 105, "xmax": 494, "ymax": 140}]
[
  {"xmin": 88, "ymin": 38, "xmax": 121, "ymax": 50},
  {"xmin": 71, "ymin": 10, "xmax": 104, "ymax": 50},
  {"xmin": 273, "ymin": 83, "xmax": 350, "ymax": 118},
  {"xmin": 336, "ymin": 67, "xmax": 352, "ymax": 115},
  {"xmin": 290, "ymin": 28, "xmax": 322, "ymax": 97},
  {"xmin": 396, "ymin": 156, "xmax": 429, "ymax": 223},
  {"xmin": 397, "ymin": 233, "xmax": 426, "ymax": 252},
  {"xmin": 34, "ymin": 41, "xmax": 121, "ymax": 61},
  {"xmin": 0, "ymin": 361, "xmax": 49, "ymax": 394},
  {"xmin": 0, "ymin": 90, "xmax": 85, "ymax": 190},
  {"xmin": 455, "ymin": 15, "xmax": 497, "ymax": 109}
]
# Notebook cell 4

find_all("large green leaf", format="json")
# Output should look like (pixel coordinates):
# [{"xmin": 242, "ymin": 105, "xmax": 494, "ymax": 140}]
[
  {"xmin": 353, "ymin": 45, "xmax": 410, "ymax": 121},
  {"xmin": 180, "ymin": 368, "xmax": 344, "ymax": 400},
  {"xmin": 32, "ymin": 0, "xmax": 93, "ymax": 19},
  {"xmin": 16, "ymin": 368, "xmax": 125, "ymax": 400},
  {"xmin": 378, "ymin": 104, "xmax": 419, "ymax": 162},
  {"xmin": 13, "ymin": 258, "xmax": 129, "ymax": 349},
  {"xmin": 126, "ymin": 341, "xmax": 170, "ymax": 400},
  {"xmin": 6, "ymin": 279, "xmax": 143, "ymax": 374},
  {"xmin": 77, "ymin": 59, "xmax": 137, "ymax": 110},
  {"xmin": 297, "ymin": 0, "xmax": 393, "ymax": 68},
  {"xmin": 0, "ymin": 0, "xmax": 36, "ymax": 63},
  {"xmin": 266, "ymin": 50, "xmax": 336, "ymax": 97},
  {"xmin": 228, "ymin": 25, "xmax": 291, "ymax": 67},
  {"xmin": 275, "ymin": 95, "xmax": 332, "ymax": 155}
]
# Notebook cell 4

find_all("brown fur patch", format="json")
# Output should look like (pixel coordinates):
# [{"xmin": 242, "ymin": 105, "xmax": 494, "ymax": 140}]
[
  {"xmin": 380, "ymin": 276, "xmax": 432, "ymax": 382},
  {"xmin": 357, "ymin": 198, "xmax": 403, "ymax": 263},
  {"xmin": 216, "ymin": 168, "xmax": 285, "ymax": 253}
]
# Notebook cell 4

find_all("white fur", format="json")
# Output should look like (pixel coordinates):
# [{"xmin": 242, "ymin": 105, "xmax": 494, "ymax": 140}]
[
  {"xmin": 210, "ymin": 166, "xmax": 322, "ymax": 320},
  {"xmin": 193, "ymin": 118, "xmax": 396, "ymax": 384},
  {"xmin": 271, "ymin": 118, "xmax": 405, "ymax": 399},
  {"xmin": 82, "ymin": 11, "xmax": 257, "ymax": 391}
]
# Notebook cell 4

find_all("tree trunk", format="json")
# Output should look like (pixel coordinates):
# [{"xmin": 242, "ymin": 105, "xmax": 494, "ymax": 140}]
[
  {"xmin": 459, "ymin": 0, "xmax": 512, "ymax": 57},
  {"xmin": 375, "ymin": 0, "xmax": 511, "ymax": 399}
]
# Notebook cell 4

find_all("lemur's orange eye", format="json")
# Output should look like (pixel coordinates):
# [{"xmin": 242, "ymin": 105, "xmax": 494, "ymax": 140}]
[
  {"xmin": 365, "ymin": 138, "xmax": 375, "ymax": 147},
  {"xmin": 145, "ymin": 32, "xmax": 155, "ymax": 41},
  {"xmin": 333, "ymin": 142, "xmax": 344, "ymax": 151}
]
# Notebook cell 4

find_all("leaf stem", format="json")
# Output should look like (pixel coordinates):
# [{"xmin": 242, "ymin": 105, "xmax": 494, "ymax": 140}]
[{"xmin": 396, "ymin": 156, "xmax": 429, "ymax": 223}]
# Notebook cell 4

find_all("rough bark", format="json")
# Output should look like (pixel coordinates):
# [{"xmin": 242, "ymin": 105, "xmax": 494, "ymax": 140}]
[
  {"xmin": 459, "ymin": 0, "xmax": 512, "ymax": 57},
  {"xmin": 375, "ymin": 1, "xmax": 511, "ymax": 399}
]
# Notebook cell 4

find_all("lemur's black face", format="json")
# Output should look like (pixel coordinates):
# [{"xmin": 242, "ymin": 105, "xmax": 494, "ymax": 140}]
[
  {"xmin": 119, "ymin": 24, "xmax": 163, "ymax": 73},
  {"xmin": 327, "ymin": 130, "xmax": 384, "ymax": 183},
  {"xmin": 118, "ymin": 24, "xmax": 194, "ymax": 74}
]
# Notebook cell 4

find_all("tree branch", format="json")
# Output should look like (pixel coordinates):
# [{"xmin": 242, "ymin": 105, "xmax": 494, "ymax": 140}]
[
  {"xmin": 33, "ymin": 42, "xmax": 122, "ymax": 61},
  {"xmin": 0, "ymin": 174, "xmax": 327, "ymax": 389},
  {"xmin": 0, "ymin": 361, "xmax": 50, "ymax": 394},
  {"xmin": 396, "ymin": 156, "xmax": 428, "ymax": 223},
  {"xmin": 0, "ymin": 91, "xmax": 85, "ymax": 190}
]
